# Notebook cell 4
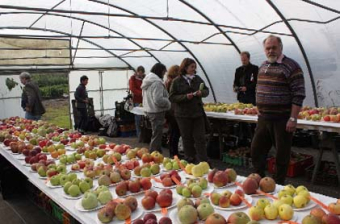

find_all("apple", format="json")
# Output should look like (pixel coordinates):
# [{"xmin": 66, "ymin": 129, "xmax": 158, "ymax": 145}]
[
  {"xmin": 264, "ymin": 204, "xmax": 278, "ymax": 220},
  {"xmin": 328, "ymin": 202, "xmax": 340, "ymax": 215},
  {"xmin": 227, "ymin": 212, "xmax": 250, "ymax": 224},
  {"xmin": 82, "ymin": 192, "xmax": 98, "ymax": 210},
  {"xmin": 248, "ymin": 206, "xmax": 264, "ymax": 221},
  {"xmin": 279, "ymin": 204, "xmax": 294, "ymax": 221},
  {"xmin": 310, "ymin": 207, "xmax": 326, "ymax": 221}
]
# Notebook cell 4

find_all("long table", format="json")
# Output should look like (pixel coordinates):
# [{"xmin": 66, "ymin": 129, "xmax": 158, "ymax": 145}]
[
  {"xmin": 0, "ymin": 142, "xmax": 338, "ymax": 224},
  {"xmin": 130, "ymin": 107, "xmax": 340, "ymax": 185}
]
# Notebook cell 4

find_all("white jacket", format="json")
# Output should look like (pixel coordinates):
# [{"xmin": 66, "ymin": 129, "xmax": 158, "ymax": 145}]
[{"xmin": 141, "ymin": 72, "xmax": 171, "ymax": 113}]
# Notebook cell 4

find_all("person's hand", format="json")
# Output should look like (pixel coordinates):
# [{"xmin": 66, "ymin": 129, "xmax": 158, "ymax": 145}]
[
  {"xmin": 84, "ymin": 99, "xmax": 89, "ymax": 103},
  {"xmin": 286, "ymin": 120, "xmax": 297, "ymax": 132},
  {"xmin": 240, "ymin": 87, "xmax": 247, "ymax": 92},
  {"xmin": 196, "ymin": 90, "xmax": 202, "ymax": 97},
  {"xmin": 187, "ymin": 93, "xmax": 194, "ymax": 100}
]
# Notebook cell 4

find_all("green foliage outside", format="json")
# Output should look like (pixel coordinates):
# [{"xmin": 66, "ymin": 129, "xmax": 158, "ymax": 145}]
[
  {"xmin": 42, "ymin": 100, "xmax": 71, "ymax": 129},
  {"xmin": 32, "ymin": 73, "xmax": 68, "ymax": 98}
]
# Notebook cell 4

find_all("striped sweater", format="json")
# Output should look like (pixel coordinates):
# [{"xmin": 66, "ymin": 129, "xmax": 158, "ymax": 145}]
[{"xmin": 256, "ymin": 55, "xmax": 306, "ymax": 120}]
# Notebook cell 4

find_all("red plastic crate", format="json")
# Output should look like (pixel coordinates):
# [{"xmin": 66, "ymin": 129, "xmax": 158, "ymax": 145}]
[{"xmin": 267, "ymin": 154, "xmax": 313, "ymax": 177}]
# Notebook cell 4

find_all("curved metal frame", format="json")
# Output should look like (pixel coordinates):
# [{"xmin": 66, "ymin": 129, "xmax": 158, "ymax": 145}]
[
  {"xmin": 0, "ymin": 11, "xmax": 161, "ymax": 65},
  {"xmin": 0, "ymin": 26, "xmax": 136, "ymax": 70},
  {"xmin": 88, "ymin": 0, "xmax": 217, "ymax": 102},
  {"xmin": 267, "ymin": 0, "xmax": 318, "ymax": 107}
]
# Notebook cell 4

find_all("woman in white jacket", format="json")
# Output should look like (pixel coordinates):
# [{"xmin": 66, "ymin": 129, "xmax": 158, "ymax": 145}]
[{"xmin": 141, "ymin": 63, "xmax": 171, "ymax": 153}]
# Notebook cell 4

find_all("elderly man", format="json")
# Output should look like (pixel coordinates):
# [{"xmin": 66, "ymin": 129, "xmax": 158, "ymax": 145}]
[
  {"xmin": 251, "ymin": 35, "xmax": 306, "ymax": 184},
  {"xmin": 233, "ymin": 51, "xmax": 258, "ymax": 105},
  {"xmin": 20, "ymin": 72, "xmax": 45, "ymax": 120}
]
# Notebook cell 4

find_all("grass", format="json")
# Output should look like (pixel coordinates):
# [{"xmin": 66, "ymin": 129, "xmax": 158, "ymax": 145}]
[{"xmin": 41, "ymin": 99, "xmax": 71, "ymax": 129}]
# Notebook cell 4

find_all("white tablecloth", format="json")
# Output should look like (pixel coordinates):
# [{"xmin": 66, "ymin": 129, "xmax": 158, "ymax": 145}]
[
  {"xmin": 0, "ymin": 142, "xmax": 337, "ymax": 224},
  {"xmin": 131, "ymin": 107, "xmax": 340, "ymax": 133}
]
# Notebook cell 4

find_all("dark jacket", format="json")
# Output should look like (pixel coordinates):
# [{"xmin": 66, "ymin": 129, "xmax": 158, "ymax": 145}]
[
  {"xmin": 169, "ymin": 75, "xmax": 209, "ymax": 118},
  {"xmin": 74, "ymin": 84, "xmax": 88, "ymax": 108},
  {"xmin": 233, "ymin": 63, "xmax": 258, "ymax": 102},
  {"xmin": 22, "ymin": 81, "xmax": 46, "ymax": 116}
]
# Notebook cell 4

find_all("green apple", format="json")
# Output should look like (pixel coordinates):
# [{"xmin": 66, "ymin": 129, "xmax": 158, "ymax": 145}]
[
  {"xmin": 98, "ymin": 191, "xmax": 113, "ymax": 205},
  {"xmin": 38, "ymin": 166, "xmax": 47, "ymax": 177},
  {"xmin": 74, "ymin": 153, "xmax": 82, "ymax": 160},
  {"xmin": 79, "ymin": 180, "xmax": 91, "ymax": 193},
  {"xmin": 59, "ymin": 174, "xmax": 69, "ymax": 186},
  {"xmin": 67, "ymin": 154, "xmax": 75, "ymax": 164},
  {"xmin": 256, "ymin": 198, "xmax": 270, "ymax": 209},
  {"xmin": 140, "ymin": 167, "xmax": 151, "ymax": 177},
  {"xmin": 176, "ymin": 185, "xmax": 184, "ymax": 195},
  {"xmin": 68, "ymin": 184, "xmax": 81, "ymax": 197},
  {"xmin": 283, "ymin": 184, "xmax": 296, "ymax": 196},
  {"xmin": 293, "ymin": 195, "xmax": 308, "ymax": 208},
  {"xmin": 172, "ymin": 161, "xmax": 180, "ymax": 170},
  {"xmin": 59, "ymin": 155, "xmax": 67, "ymax": 164},
  {"xmin": 82, "ymin": 192, "xmax": 98, "ymax": 210},
  {"xmin": 273, "ymin": 200, "xmax": 285, "ymax": 209},
  {"xmin": 182, "ymin": 187, "xmax": 191, "ymax": 198},
  {"xmin": 95, "ymin": 185, "xmax": 109, "ymax": 196},
  {"xmin": 278, "ymin": 204, "xmax": 294, "ymax": 221},
  {"xmin": 180, "ymin": 160, "xmax": 188, "ymax": 167},
  {"xmin": 297, "ymin": 190, "xmax": 310, "ymax": 203},
  {"xmin": 50, "ymin": 174, "xmax": 60, "ymax": 186},
  {"xmin": 197, "ymin": 203, "xmax": 214, "ymax": 221},
  {"xmin": 84, "ymin": 177, "xmax": 93, "ymax": 188},
  {"xmin": 67, "ymin": 173, "xmax": 77, "ymax": 182},
  {"xmin": 248, "ymin": 205, "xmax": 264, "ymax": 221},
  {"xmin": 63, "ymin": 182, "xmax": 72, "ymax": 194},
  {"xmin": 191, "ymin": 185, "xmax": 202, "ymax": 198},
  {"xmin": 162, "ymin": 157, "xmax": 171, "ymax": 167},
  {"xmin": 57, "ymin": 164, "xmax": 67, "ymax": 174},
  {"xmin": 264, "ymin": 204, "xmax": 278, "ymax": 220},
  {"xmin": 281, "ymin": 195, "xmax": 293, "ymax": 205},
  {"xmin": 72, "ymin": 178, "xmax": 80, "ymax": 186},
  {"xmin": 47, "ymin": 164, "xmax": 57, "ymax": 170},
  {"xmin": 198, "ymin": 177, "xmax": 208, "ymax": 190},
  {"xmin": 150, "ymin": 164, "xmax": 160, "ymax": 175},
  {"xmin": 165, "ymin": 162, "xmax": 172, "ymax": 170},
  {"xmin": 278, "ymin": 189, "xmax": 290, "ymax": 199},
  {"xmin": 296, "ymin": 185, "xmax": 308, "ymax": 194}
]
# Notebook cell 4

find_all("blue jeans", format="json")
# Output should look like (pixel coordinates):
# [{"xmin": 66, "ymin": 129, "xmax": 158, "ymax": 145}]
[
  {"xmin": 25, "ymin": 112, "xmax": 41, "ymax": 121},
  {"xmin": 134, "ymin": 103, "xmax": 142, "ymax": 138}
]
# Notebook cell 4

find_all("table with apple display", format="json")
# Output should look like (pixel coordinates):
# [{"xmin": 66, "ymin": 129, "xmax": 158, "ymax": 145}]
[{"xmin": 131, "ymin": 106, "xmax": 340, "ymax": 186}]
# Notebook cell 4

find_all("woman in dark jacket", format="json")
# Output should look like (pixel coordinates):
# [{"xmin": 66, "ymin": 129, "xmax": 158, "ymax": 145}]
[
  {"xmin": 169, "ymin": 58, "xmax": 209, "ymax": 163},
  {"xmin": 165, "ymin": 65, "xmax": 181, "ymax": 158}
]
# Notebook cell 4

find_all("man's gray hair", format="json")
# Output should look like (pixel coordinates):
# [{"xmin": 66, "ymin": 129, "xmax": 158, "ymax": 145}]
[
  {"xmin": 263, "ymin": 35, "xmax": 283, "ymax": 48},
  {"xmin": 19, "ymin": 72, "xmax": 31, "ymax": 80}
]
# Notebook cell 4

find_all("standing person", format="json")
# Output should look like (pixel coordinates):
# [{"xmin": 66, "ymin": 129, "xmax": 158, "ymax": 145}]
[
  {"xmin": 141, "ymin": 63, "xmax": 171, "ymax": 153},
  {"xmin": 233, "ymin": 51, "xmax": 258, "ymax": 105},
  {"xmin": 74, "ymin": 75, "xmax": 89, "ymax": 134},
  {"xmin": 169, "ymin": 58, "xmax": 210, "ymax": 164},
  {"xmin": 251, "ymin": 35, "xmax": 306, "ymax": 184},
  {"xmin": 129, "ymin": 66, "xmax": 145, "ymax": 140},
  {"xmin": 20, "ymin": 72, "xmax": 46, "ymax": 121},
  {"xmin": 165, "ymin": 65, "xmax": 181, "ymax": 158}
]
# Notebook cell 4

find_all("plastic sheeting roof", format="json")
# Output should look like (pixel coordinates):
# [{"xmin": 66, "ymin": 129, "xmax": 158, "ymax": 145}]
[{"xmin": 0, "ymin": 0, "xmax": 339, "ymax": 107}]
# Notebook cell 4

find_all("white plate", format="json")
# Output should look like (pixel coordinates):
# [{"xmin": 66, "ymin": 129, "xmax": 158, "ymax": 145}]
[
  {"xmin": 46, "ymin": 181, "xmax": 63, "ymax": 188},
  {"xmin": 23, "ymin": 163, "xmax": 31, "ymax": 167},
  {"xmin": 62, "ymin": 192, "xmax": 83, "ymax": 200},
  {"xmin": 265, "ymin": 214, "xmax": 298, "ymax": 223},
  {"xmin": 184, "ymin": 173, "xmax": 208, "ymax": 180},
  {"xmin": 293, "ymin": 200, "xmax": 317, "ymax": 211},
  {"xmin": 10, "ymin": 152, "xmax": 20, "ymax": 155},
  {"xmin": 29, "ymin": 170, "xmax": 37, "ymax": 173},
  {"xmin": 169, "ymin": 209, "xmax": 204, "ymax": 224},
  {"xmin": 75, "ymin": 199, "xmax": 105, "ymax": 212},
  {"xmin": 38, "ymin": 176, "xmax": 48, "ymax": 180},
  {"xmin": 142, "ymin": 193, "xmax": 181, "ymax": 212},
  {"xmin": 95, "ymin": 206, "xmax": 143, "ymax": 224},
  {"xmin": 211, "ymin": 195, "xmax": 253, "ymax": 211}
]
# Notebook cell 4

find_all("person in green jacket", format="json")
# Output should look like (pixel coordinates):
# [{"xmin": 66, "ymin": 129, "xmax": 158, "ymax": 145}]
[{"xmin": 169, "ymin": 58, "xmax": 210, "ymax": 164}]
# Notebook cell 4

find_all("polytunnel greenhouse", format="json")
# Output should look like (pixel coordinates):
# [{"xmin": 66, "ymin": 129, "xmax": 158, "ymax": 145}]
[{"xmin": 0, "ymin": 1, "xmax": 340, "ymax": 224}]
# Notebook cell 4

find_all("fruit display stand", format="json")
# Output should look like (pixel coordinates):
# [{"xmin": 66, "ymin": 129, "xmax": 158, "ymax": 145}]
[{"xmin": 1, "ymin": 142, "xmax": 339, "ymax": 224}]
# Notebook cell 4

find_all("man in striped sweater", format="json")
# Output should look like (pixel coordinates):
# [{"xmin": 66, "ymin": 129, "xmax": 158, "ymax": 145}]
[{"xmin": 251, "ymin": 35, "xmax": 306, "ymax": 184}]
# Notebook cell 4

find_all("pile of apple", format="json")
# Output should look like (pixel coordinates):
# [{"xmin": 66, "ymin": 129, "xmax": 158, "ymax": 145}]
[
  {"xmin": 176, "ymin": 197, "xmax": 219, "ymax": 223},
  {"xmin": 299, "ymin": 106, "xmax": 340, "ymax": 122},
  {"xmin": 36, "ymin": 163, "xmax": 66, "ymax": 178},
  {"xmin": 207, "ymin": 168, "xmax": 237, "ymax": 187},
  {"xmin": 133, "ymin": 162, "xmax": 160, "ymax": 177},
  {"xmin": 102, "ymin": 152, "xmax": 122, "ymax": 165},
  {"xmin": 63, "ymin": 174, "xmax": 94, "ymax": 198},
  {"xmin": 132, "ymin": 213, "xmax": 172, "ymax": 224},
  {"xmin": 115, "ymin": 178, "xmax": 152, "ymax": 197},
  {"xmin": 185, "ymin": 161, "xmax": 210, "ymax": 177},
  {"xmin": 81, "ymin": 186, "xmax": 113, "ymax": 210},
  {"xmin": 204, "ymin": 102, "xmax": 254, "ymax": 113},
  {"xmin": 241, "ymin": 174, "xmax": 276, "ymax": 194},
  {"xmin": 302, "ymin": 206, "xmax": 340, "ymax": 224},
  {"xmin": 121, "ymin": 158, "xmax": 140, "ymax": 170},
  {"xmin": 163, "ymin": 157, "xmax": 187, "ymax": 171},
  {"xmin": 176, "ymin": 177, "xmax": 208, "ymax": 198},
  {"xmin": 158, "ymin": 170, "xmax": 182, "ymax": 187},
  {"xmin": 248, "ymin": 200, "xmax": 294, "ymax": 221},
  {"xmin": 234, "ymin": 107, "xmax": 258, "ymax": 116},
  {"xmin": 210, "ymin": 189, "xmax": 245, "ymax": 208},
  {"xmin": 97, "ymin": 196, "xmax": 138, "ymax": 223},
  {"xmin": 141, "ymin": 189, "xmax": 173, "ymax": 210},
  {"xmin": 59, "ymin": 152, "xmax": 83, "ymax": 165},
  {"xmin": 96, "ymin": 167, "xmax": 131, "ymax": 186},
  {"xmin": 276, "ymin": 185, "xmax": 311, "ymax": 209}
]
